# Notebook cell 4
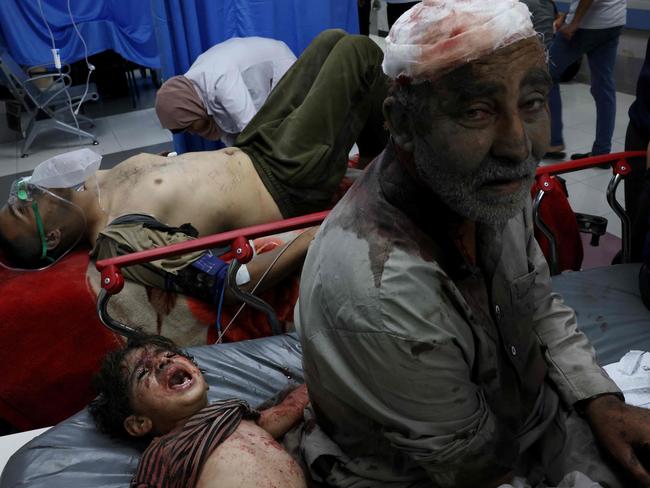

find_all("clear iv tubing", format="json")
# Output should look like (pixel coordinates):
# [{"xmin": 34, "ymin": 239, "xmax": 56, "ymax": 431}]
[
  {"xmin": 67, "ymin": 0, "xmax": 94, "ymax": 114},
  {"xmin": 36, "ymin": 0, "xmax": 95, "ymax": 122},
  {"xmin": 216, "ymin": 232, "xmax": 302, "ymax": 344},
  {"xmin": 36, "ymin": 0, "xmax": 80, "ymax": 131}
]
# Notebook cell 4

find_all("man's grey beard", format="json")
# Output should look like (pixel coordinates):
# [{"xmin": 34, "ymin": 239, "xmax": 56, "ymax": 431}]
[{"xmin": 413, "ymin": 139, "xmax": 538, "ymax": 225}]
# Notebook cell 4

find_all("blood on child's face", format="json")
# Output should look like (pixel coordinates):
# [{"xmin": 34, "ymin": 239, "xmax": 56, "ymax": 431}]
[
  {"xmin": 411, "ymin": 38, "xmax": 551, "ymax": 224},
  {"xmin": 124, "ymin": 346, "xmax": 209, "ymax": 434}
]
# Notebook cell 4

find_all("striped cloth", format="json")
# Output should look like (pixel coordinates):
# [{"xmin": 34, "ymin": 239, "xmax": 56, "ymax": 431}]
[{"xmin": 131, "ymin": 399, "xmax": 259, "ymax": 488}]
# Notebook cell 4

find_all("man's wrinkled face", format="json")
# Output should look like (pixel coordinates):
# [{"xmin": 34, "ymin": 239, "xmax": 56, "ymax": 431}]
[
  {"xmin": 412, "ymin": 38, "xmax": 551, "ymax": 225},
  {"xmin": 124, "ymin": 346, "xmax": 208, "ymax": 435}
]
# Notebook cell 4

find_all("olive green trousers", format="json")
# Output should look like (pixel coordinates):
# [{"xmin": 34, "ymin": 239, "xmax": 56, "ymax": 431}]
[{"xmin": 237, "ymin": 29, "xmax": 389, "ymax": 218}]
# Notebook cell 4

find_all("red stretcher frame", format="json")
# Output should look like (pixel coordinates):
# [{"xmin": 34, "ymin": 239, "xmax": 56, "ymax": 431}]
[
  {"xmin": 95, "ymin": 151, "xmax": 647, "ymax": 336},
  {"xmin": 533, "ymin": 151, "xmax": 646, "ymax": 274}
]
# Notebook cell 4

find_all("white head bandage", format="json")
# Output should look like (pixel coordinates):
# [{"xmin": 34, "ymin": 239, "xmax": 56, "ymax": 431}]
[{"xmin": 383, "ymin": 0, "xmax": 537, "ymax": 83}]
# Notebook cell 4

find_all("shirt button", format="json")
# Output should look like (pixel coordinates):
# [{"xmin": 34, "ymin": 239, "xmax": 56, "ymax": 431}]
[
  {"xmin": 511, "ymin": 345, "xmax": 517, "ymax": 356},
  {"xmin": 494, "ymin": 304, "xmax": 501, "ymax": 318}
]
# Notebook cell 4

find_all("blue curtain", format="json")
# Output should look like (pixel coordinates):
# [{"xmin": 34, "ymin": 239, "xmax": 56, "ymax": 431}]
[
  {"xmin": 151, "ymin": 0, "xmax": 359, "ymax": 154},
  {"xmin": 0, "ymin": 0, "xmax": 159, "ymax": 67}
]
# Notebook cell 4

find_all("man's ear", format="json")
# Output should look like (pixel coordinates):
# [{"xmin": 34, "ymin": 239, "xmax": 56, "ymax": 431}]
[
  {"xmin": 124, "ymin": 414, "xmax": 153, "ymax": 437},
  {"xmin": 383, "ymin": 95, "xmax": 415, "ymax": 153},
  {"xmin": 45, "ymin": 229, "xmax": 61, "ymax": 250}
]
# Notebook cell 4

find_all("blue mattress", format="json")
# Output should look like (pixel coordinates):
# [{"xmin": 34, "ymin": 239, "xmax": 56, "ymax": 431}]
[{"xmin": 552, "ymin": 264, "xmax": 650, "ymax": 366}]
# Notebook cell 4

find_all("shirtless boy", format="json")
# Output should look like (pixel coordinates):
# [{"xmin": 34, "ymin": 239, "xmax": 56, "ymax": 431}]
[
  {"xmin": 89, "ymin": 334, "xmax": 308, "ymax": 488},
  {"xmin": 0, "ymin": 29, "xmax": 388, "ymax": 301}
]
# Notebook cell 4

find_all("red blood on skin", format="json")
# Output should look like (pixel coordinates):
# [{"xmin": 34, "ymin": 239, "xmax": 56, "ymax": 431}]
[{"xmin": 262, "ymin": 439, "xmax": 283, "ymax": 450}]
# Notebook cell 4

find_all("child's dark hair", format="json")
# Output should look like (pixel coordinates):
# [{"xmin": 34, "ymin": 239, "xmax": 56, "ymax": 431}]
[{"xmin": 88, "ymin": 333, "xmax": 197, "ymax": 440}]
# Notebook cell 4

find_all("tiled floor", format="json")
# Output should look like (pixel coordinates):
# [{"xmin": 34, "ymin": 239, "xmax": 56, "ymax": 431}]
[{"xmin": 0, "ymin": 107, "xmax": 171, "ymax": 178}]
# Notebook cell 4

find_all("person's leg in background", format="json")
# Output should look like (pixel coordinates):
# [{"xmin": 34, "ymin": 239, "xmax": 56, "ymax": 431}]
[
  {"xmin": 358, "ymin": 0, "xmax": 371, "ymax": 36},
  {"xmin": 237, "ymin": 32, "xmax": 388, "ymax": 217},
  {"xmin": 547, "ymin": 32, "xmax": 588, "ymax": 157},
  {"xmin": 585, "ymin": 26, "xmax": 622, "ymax": 156},
  {"xmin": 386, "ymin": 2, "xmax": 419, "ymax": 28},
  {"xmin": 237, "ymin": 29, "xmax": 347, "ymax": 135}
]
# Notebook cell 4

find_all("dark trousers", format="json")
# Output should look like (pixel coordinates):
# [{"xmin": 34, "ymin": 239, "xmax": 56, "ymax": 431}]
[
  {"xmin": 358, "ymin": 0, "xmax": 371, "ymax": 36},
  {"xmin": 357, "ymin": 1, "xmax": 419, "ymax": 35},
  {"xmin": 624, "ymin": 122, "xmax": 650, "ymax": 262},
  {"xmin": 386, "ymin": 2, "xmax": 419, "ymax": 28},
  {"xmin": 236, "ymin": 30, "xmax": 389, "ymax": 218},
  {"xmin": 548, "ymin": 26, "xmax": 622, "ymax": 155}
]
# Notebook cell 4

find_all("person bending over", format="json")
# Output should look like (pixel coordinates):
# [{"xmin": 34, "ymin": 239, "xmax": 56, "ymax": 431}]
[
  {"xmin": 155, "ymin": 37, "xmax": 297, "ymax": 146},
  {"xmin": 0, "ymin": 29, "xmax": 388, "ymax": 303},
  {"xmin": 89, "ymin": 334, "xmax": 309, "ymax": 488}
]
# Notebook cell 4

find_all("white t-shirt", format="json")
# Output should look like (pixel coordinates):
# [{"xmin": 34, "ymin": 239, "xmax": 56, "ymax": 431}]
[
  {"xmin": 185, "ymin": 37, "xmax": 297, "ymax": 143},
  {"xmin": 566, "ymin": 0, "xmax": 626, "ymax": 29}
]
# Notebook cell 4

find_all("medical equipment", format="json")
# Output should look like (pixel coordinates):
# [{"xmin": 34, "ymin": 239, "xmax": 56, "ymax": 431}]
[
  {"xmin": 12, "ymin": 179, "xmax": 51, "ymax": 262},
  {"xmin": 2, "ymin": 0, "xmax": 97, "ymax": 158},
  {"xmin": 65, "ymin": 0, "xmax": 95, "ymax": 114},
  {"xmin": 0, "ymin": 49, "xmax": 98, "ymax": 157},
  {"xmin": 0, "ymin": 179, "xmax": 87, "ymax": 271},
  {"xmin": 95, "ymin": 212, "xmax": 327, "ymax": 339},
  {"xmin": 40, "ymin": 0, "xmax": 95, "ymax": 113}
]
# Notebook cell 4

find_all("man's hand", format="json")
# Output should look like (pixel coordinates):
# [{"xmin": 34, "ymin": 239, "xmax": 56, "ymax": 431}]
[
  {"xmin": 558, "ymin": 22, "xmax": 579, "ymax": 40},
  {"xmin": 585, "ymin": 394, "xmax": 650, "ymax": 485},
  {"xmin": 553, "ymin": 13, "xmax": 567, "ymax": 32}
]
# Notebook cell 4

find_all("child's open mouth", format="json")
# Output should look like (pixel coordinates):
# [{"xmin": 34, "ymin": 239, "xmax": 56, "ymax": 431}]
[{"xmin": 165, "ymin": 365, "xmax": 195, "ymax": 391}]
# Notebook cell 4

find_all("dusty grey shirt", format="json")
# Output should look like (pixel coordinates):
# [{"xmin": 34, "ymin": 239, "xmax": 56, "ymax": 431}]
[{"xmin": 296, "ymin": 148, "xmax": 620, "ymax": 487}]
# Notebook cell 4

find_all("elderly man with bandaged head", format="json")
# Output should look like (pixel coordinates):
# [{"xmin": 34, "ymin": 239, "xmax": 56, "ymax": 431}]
[{"xmin": 295, "ymin": 2, "xmax": 650, "ymax": 487}]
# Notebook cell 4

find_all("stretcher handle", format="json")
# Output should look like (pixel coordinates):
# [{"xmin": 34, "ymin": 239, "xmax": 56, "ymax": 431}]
[
  {"xmin": 97, "ymin": 289, "xmax": 141, "ymax": 339},
  {"xmin": 534, "ymin": 151, "xmax": 645, "ymax": 272},
  {"xmin": 607, "ymin": 161, "xmax": 631, "ymax": 262},
  {"xmin": 533, "ymin": 176, "xmax": 559, "ymax": 276}
]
